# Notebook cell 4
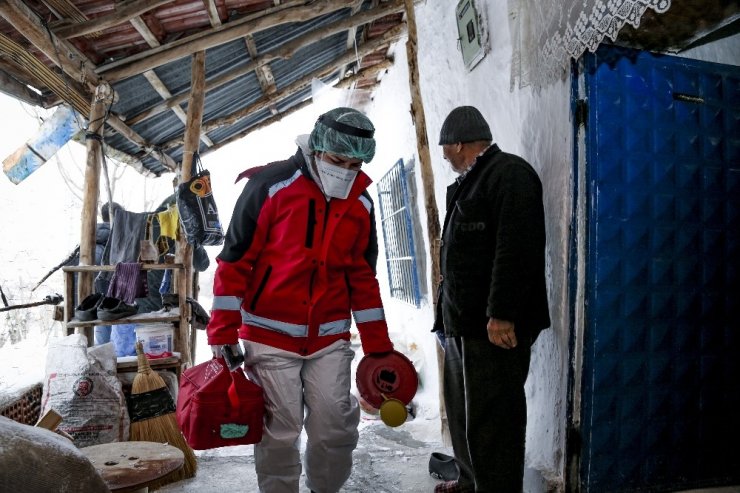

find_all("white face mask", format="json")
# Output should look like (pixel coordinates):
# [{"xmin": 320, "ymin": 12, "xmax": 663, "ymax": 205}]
[{"xmin": 316, "ymin": 158, "xmax": 358, "ymax": 199}]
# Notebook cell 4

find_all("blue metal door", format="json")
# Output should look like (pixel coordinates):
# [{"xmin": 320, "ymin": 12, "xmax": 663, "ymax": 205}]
[{"xmin": 577, "ymin": 45, "xmax": 739, "ymax": 491}]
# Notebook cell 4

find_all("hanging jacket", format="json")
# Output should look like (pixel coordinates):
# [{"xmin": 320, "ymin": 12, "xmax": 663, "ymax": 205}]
[{"xmin": 207, "ymin": 147, "xmax": 393, "ymax": 356}]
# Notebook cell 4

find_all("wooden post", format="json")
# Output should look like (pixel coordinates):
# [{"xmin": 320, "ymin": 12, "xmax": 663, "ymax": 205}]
[
  {"xmin": 176, "ymin": 50, "xmax": 206, "ymax": 367},
  {"xmin": 79, "ymin": 82, "xmax": 114, "ymax": 345},
  {"xmin": 403, "ymin": 0, "xmax": 448, "ymax": 444}
]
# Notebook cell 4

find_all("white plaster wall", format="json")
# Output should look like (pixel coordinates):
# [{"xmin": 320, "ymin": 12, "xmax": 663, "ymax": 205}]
[
  {"xmin": 368, "ymin": 2, "xmax": 740, "ymax": 489},
  {"xmin": 367, "ymin": 0, "xmax": 573, "ymax": 487}
]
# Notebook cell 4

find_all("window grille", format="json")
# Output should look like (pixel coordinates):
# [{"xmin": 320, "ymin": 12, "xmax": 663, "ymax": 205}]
[{"xmin": 376, "ymin": 159, "xmax": 422, "ymax": 307}]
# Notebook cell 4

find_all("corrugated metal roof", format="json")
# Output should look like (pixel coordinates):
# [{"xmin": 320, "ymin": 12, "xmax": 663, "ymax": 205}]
[{"xmin": 0, "ymin": 0, "xmax": 406, "ymax": 176}]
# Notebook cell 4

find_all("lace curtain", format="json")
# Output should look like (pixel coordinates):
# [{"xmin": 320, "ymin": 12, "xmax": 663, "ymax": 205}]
[{"xmin": 509, "ymin": 0, "xmax": 672, "ymax": 88}]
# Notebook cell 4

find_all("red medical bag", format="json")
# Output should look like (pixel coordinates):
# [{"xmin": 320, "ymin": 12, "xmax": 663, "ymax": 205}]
[{"xmin": 176, "ymin": 357, "xmax": 264, "ymax": 449}]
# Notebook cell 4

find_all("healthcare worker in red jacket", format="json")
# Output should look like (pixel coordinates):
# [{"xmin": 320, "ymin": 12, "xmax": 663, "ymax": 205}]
[{"xmin": 207, "ymin": 107, "xmax": 394, "ymax": 493}]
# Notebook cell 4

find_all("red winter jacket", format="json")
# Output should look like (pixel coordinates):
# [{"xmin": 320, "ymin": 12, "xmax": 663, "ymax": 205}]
[{"xmin": 206, "ymin": 147, "xmax": 393, "ymax": 356}]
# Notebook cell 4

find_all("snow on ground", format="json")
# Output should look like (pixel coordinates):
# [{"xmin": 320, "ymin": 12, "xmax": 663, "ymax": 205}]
[{"xmin": 0, "ymin": 334, "xmax": 48, "ymax": 404}]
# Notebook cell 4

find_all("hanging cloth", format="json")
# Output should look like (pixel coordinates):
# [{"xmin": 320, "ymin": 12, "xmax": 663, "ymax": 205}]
[
  {"xmin": 159, "ymin": 268, "xmax": 172, "ymax": 295},
  {"xmin": 108, "ymin": 209, "xmax": 149, "ymax": 264},
  {"xmin": 138, "ymin": 214, "xmax": 158, "ymax": 264},
  {"xmin": 96, "ymin": 209, "xmax": 148, "ymax": 294},
  {"xmin": 157, "ymin": 203, "xmax": 180, "ymax": 241},
  {"xmin": 107, "ymin": 262, "xmax": 148, "ymax": 304}
]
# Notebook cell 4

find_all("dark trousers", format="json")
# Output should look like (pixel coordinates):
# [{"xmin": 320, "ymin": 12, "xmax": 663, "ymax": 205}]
[{"xmin": 443, "ymin": 335, "xmax": 532, "ymax": 493}]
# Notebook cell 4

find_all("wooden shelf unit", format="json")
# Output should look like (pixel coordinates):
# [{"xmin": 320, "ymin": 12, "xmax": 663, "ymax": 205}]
[{"xmin": 61, "ymin": 263, "xmax": 190, "ymax": 359}]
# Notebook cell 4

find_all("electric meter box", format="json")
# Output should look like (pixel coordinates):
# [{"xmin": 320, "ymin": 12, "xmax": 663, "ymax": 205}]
[{"xmin": 456, "ymin": 0, "xmax": 485, "ymax": 70}]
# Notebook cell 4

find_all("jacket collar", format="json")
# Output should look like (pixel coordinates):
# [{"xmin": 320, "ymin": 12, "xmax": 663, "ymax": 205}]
[{"xmin": 455, "ymin": 143, "xmax": 501, "ymax": 185}]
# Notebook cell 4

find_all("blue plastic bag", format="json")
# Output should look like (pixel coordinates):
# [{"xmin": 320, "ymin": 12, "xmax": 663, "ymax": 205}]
[{"xmin": 110, "ymin": 324, "xmax": 137, "ymax": 357}]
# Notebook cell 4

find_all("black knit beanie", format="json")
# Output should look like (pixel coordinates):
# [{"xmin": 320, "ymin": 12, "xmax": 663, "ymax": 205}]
[{"xmin": 438, "ymin": 106, "xmax": 492, "ymax": 145}]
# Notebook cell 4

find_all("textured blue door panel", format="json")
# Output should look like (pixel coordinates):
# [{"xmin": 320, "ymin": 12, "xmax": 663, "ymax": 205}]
[{"xmin": 579, "ymin": 45, "xmax": 740, "ymax": 491}]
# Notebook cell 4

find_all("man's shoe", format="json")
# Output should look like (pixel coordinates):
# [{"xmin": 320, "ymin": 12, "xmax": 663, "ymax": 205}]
[
  {"xmin": 97, "ymin": 296, "xmax": 138, "ymax": 321},
  {"xmin": 433, "ymin": 480, "xmax": 474, "ymax": 493},
  {"xmin": 74, "ymin": 293, "xmax": 104, "ymax": 321}
]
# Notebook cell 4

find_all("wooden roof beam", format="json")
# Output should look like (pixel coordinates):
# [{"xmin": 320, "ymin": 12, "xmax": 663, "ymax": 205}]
[
  {"xmin": 0, "ymin": 0, "xmax": 100, "ymax": 91},
  {"xmin": 0, "ymin": 30, "xmax": 93, "ymax": 114},
  {"xmin": 0, "ymin": 0, "xmax": 177, "ymax": 171},
  {"xmin": 202, "ymin": 0, "xmax": 221, "ymax": 28},
  {"xmin": 53, "ymin": 0, "xmax": 174, "ymax": 39},
  {"xmin": 197, "ymin": 35, "xmax": 402, "ymax": 135},
  {"xmin": 97, "ymin": 0, "xmax": 402, "ymax": 82},
  {"xmin": 0, "ymin": 59, "xmax": 46, "ymax": 106},
  {"xmin": 123, "ymin": 1, "xmax": 405, "ymax": 125},
  {"xmin": 0, "ymin": 69, "xmax": 44, "ymax": 106},
  {"xmin": 144, "ymin": 70, "xmax": 213, "ymax": 147},
  {"xmin": 41, "ymin": 0, "xmax": 86, "ymax": 24},
  {"xmin": 0, "ymin": 33, "xmax": 146, "ymax": 172},
  {"xmin": 70, "ymin": 132, "xmax": 154, "ymax": 176},
  {"xmin": 218, "ymin": 0, "xmax": 403, "ymax": 75},
  {"xmin": 94, "ymin": 0, "xmax": 304, "ymax": 77},
  {"xmin": 162, "ymin": 27, "xmax": 402, "ymax": 148},
  {"xmin": 198, "ymin": 55, "xmax": 393, "ymax": 136},
  {"xmin": 73, "ymin": 129, "xmax": 154, "ymax": 175},
  {"xmin": 106, "ymin": 116, "xmax": 176, "ymax": 171},
  {"xmin": 0, "ymin": 52, "xmax": 89, "ymax": 108},
  {"xmin": 162, "ymin": 35, "xmax": 405, "ymax": 149},
  {"xmin": 130, "ymin": 15, "xmax": 163, "ymax": 47},
  {"xmin": 130, "ymin": 13, "xmax": 213, "ymax": 150},
  {"xmin": 201, "ymin": 59, "xmax": 391, "ymax": 156},
  {"xmin": 244, "ymin": 34, "xmax": 278, "ymax": 115}
]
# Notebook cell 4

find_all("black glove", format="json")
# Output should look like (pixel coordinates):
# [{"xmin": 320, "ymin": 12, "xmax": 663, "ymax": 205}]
[{"xmin": 210, "ymin": 343, "xmax": 245, "ymax": 371}]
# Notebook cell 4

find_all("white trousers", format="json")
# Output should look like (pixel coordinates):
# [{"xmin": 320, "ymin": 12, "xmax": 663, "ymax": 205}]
[{"xmin": 242, "ymin": 339, "xmax": 360, "ymax": 493}]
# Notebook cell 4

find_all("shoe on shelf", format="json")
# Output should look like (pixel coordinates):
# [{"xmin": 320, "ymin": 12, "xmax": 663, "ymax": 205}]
[
  {"xmin": 433, "ymin": 480, "xmax": 474, "ymax": 493},
  {"xmin": 161, "ymin": 293, "xmax": 179, "ymax": 308},
  {"xmin": 429, "ymin": 452, "xmax": 459, "ymax": 481},
  {"xmin": 97, "ymin": 296, "xmax": 138, "ymax": 321},
  {"xmin": 74, "ymin": 293, "xmax": 104, "ymax": 321}
]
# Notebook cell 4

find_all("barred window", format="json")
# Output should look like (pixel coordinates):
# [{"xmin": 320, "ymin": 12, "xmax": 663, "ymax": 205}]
[{"xmin": 376, "ymin": 158, "xmax": 425, "ymax": 307}]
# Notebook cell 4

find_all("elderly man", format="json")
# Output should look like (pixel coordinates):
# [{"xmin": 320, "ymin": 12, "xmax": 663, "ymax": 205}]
[
  {"xmin": 432, "ymin": 106, "xmax": 550, "ymax": 493},
  {"xmin": 207, "ymin": 107, "xmax": 394, "ymax": 493}
]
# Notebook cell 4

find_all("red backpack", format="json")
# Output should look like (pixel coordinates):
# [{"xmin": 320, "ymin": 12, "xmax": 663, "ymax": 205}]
[{"xmin": 176, "ymin": 357, "xmax": 264, "ymax": 449}]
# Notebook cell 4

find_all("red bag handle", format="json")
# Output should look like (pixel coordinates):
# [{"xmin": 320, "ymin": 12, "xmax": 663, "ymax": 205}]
[
  {"xmin": 227, "ymin": 377, "xmax": 240, "ymax": 418},
  {"xmin": 216, "ymin": 357, "xmax": 241, "ymax": 419}
]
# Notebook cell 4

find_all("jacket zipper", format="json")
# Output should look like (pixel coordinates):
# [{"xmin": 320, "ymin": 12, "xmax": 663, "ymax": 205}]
[
  {"xmin": 250, "ymin": 265, "xmax": 272, "ymax": 311},
  {"xmin": 305, "ymin": 198, "xmax": 316, "ymax": 248},
  {"xmin": 303, "ymin": 200, "xmax": 331, "ymax": 354}
]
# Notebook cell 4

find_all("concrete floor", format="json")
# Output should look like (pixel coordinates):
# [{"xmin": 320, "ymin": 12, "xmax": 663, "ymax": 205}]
[
  {"xmin": 158, "ymin": 418, "xmax": 448, "ymax": 493},
  {"xmin": 157, "ymin": 417, "xmax": 740, "ymax": 493}
]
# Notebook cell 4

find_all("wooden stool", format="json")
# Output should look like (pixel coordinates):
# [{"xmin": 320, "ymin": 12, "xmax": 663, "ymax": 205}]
[{"xmin": 80, "ymin": 441, "xmax": 184, "ymax": 493}]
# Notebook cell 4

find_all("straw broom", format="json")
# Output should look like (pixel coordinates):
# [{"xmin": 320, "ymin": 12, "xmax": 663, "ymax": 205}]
[{"xmin": 131, "ymin": 341, "xmax": 197, "ymax": 488}]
